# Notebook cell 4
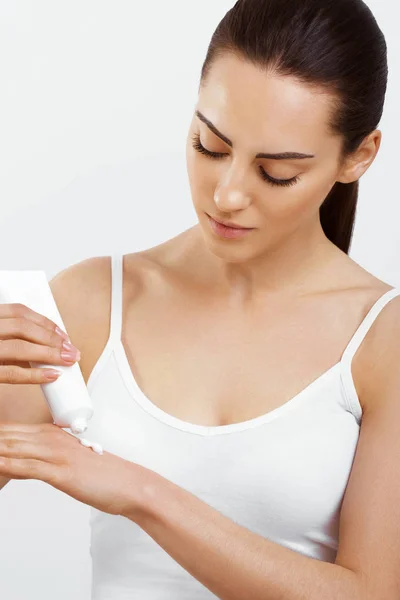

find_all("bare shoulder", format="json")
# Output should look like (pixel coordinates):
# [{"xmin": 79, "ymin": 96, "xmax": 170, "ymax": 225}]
[
  {"xmin": 50, "ymin": 255, "xmax": 115, "ymax": 385},
  {"xmin": 356, "ymin": 290, "xmax": 400, "ymax": 408},
  {"xmin": 51, "ymin": 252, "xmax": 153, "ymax": 384},
  {"xmin": 328, "ymin": 252, "xmax": 400, "ymax": 410}
]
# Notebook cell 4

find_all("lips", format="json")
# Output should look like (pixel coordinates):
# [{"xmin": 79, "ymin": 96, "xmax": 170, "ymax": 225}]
[
  {"xmin": 208, "ymin": 215, "xmax": 252, "ymax": 230},
  {"xmin": 206, "ymin": 214, "xmax": 255, "ymax": 239}
]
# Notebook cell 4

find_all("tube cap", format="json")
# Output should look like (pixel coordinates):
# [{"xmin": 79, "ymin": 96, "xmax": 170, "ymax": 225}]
[{"xmin": 70, "ymin": 417, "xmax": 88, "ymax": 434}]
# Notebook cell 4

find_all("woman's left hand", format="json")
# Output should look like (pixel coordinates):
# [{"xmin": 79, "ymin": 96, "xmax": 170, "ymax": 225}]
[{"xmin": 0, "ymin": 422, "xmax": 144, "ymax": 518}]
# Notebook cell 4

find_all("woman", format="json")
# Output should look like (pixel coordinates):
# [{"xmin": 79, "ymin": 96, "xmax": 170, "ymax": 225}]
[{"xmin": 0, "ymin": 0, "xmax": 399, "ymax": 598}]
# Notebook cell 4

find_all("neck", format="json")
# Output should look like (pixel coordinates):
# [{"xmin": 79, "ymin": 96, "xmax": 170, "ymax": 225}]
[{"xmin": 187, "ymin": 221, "xmax": 341, "ymax": 307}]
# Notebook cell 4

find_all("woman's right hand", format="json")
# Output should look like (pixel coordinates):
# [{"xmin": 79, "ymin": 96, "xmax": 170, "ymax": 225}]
[{"xmin": 0, "ymin": 303, "xmax": 81, "ymax": 384}]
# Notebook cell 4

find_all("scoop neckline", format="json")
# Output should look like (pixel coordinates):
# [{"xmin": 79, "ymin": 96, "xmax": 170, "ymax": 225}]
[{"xmin": 113, "ymin": 339, "xmax": 342, "ymax": 436}]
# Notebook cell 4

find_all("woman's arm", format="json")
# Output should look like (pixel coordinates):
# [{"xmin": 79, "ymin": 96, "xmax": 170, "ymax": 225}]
[{"xmin": 128, "ymin": 469, "xmax": 363, "ymax": 600}]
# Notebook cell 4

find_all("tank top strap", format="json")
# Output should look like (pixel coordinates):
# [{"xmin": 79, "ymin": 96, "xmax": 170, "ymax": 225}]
[
  {"xmin": 341, "ymin": 287, "xmax": 400, "ymax": 366},
  {"xmin": 340, "ymin": 286, "xmax": 400, "ymax": 423},
  {"xmin": 108, "ymin": 252, "xmax": 123, "ymax": 344}
]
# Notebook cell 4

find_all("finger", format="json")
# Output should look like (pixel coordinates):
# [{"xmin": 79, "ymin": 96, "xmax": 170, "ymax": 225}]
[
  {"xmin": 0, "ymin": 439, "xmax": 53, "ymax": 461},
  {"xmin": 0, "ymin": 431, "xmax": 38, "ymax": 445},
  {"xmin": 0, "ymin": 316, "xmax": 67, "ymax": 350},
  {"xmin": 0, "ymin": 303, "xmax": 68, "ymax": 339},
  {"xmin": 0, "ymin": 422, "xmax": 53, "ymax": 434},
  {"xmin": 0, "ymin": 363, "xmax": 63, "ymax": 385},
  {"xmin": 0, "ymin": 456, "xmax": 54, "ymax": 481},
  {"xmin": 0, "ymin": 336, "xmax": 74, "ymax": 370}
]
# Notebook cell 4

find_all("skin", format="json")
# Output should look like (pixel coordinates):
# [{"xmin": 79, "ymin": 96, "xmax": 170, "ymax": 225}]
[{"xmin": 184, "ymin": 52, "xmax": 382, "ymax": 306}]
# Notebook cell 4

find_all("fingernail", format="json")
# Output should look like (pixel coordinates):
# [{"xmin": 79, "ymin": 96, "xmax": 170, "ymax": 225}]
[
  {"xmin": 62, "ymin": 341, "xmax": 81, "ymax": 360},
  {"xmin": 44, "ymin": 369, "xmax": 63, "ymax": 380},
  {"xmin": 61, "ymin": 351, "xmax": 81, "ymax": 363}
]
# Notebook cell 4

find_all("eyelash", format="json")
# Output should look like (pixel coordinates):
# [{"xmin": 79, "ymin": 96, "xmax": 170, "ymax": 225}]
[{"xmin": 191, "ymin": 133, "xmax": 300, "ymax": 188}]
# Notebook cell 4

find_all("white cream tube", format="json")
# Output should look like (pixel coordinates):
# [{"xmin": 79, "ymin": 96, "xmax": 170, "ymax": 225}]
[{"xmin": 0, "ymin": 270, "xmax": 94, "ymax": 434}]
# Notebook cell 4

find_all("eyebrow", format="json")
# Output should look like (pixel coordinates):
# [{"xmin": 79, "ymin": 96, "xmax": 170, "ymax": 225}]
[{"xmin": 195, "ymin": 110, "xmax": 315, "ymax": 160}]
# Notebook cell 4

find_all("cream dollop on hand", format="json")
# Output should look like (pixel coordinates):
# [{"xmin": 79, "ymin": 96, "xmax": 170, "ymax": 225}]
[{"xmin": 79, "ymin": 438, "xmax": 104, "ymax": 455}]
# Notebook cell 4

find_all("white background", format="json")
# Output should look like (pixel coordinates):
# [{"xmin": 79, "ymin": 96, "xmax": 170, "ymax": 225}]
[{"xmin": 0, "ymin": 1, "xmax": 398, "ymax": 598}]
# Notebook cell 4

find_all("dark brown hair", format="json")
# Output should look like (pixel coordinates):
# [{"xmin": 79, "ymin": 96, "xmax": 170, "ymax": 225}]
[{"xmin": 199, "ymin": 0, "xmax": 388, "ymax": 254}]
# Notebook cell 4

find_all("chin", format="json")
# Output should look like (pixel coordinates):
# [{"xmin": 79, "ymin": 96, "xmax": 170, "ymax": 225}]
[{"xmin": 199, "ymin": 228, "xmax": 258, "ymax": 264}]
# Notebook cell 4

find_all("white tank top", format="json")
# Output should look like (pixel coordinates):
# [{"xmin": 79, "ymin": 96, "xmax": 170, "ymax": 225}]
[{"xmin": 83, "ymin": 253, "xmax": 400, "ymax": 600}]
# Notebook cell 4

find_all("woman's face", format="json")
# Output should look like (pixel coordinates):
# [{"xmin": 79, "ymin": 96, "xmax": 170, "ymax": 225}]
[{"xmin": 186, "ymin": 53, "xmax": 376, "ymax": 261}]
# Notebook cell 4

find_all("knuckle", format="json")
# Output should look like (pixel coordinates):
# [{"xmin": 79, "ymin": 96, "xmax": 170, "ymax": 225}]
[
  {"xmin": 14, "ymin": 317, "xmax": 28, "ymax": 336},
  {"xmin": 7, "ymin": 338, "xmax": 22, "ymax": 355},
  {"xmin": 12, "ymin": 303, "xmax": 28, "ymax": 317},
  {"xmin": 32, "ymin": 369, "xmax": 42, "ymax": 384},
  {"xmin": 3, "ymin": 438, "xmax": 17, "ymax": 450},
  {"xmin": 49, "ymin": 345, "xmax": 61, "ymax": 363},
  {"xmin": 35, "ymin": 343, "xmax": 53, "ymax": 364},
  {"xmin": 44, "ymin": 317, "xmax": 57, "ymax": 333},
  {"xmin": 2, "ymin": 366, "xmax": 19, "ymax": 383},
  {"xmin": 51, "ymin": 330, "xmax": 63, "ymax": 348}
]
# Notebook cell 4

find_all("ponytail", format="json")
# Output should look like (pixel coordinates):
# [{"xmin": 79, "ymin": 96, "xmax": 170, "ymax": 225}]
[{"xmin": 320, "ymin": 181, "xmax": 359, "ymax": 254}]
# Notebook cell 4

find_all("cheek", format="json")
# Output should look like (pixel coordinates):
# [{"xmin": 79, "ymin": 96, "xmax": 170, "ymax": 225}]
[{"xmin": 264, "ymin": 177, "xmax": 327, "ymax": 226}]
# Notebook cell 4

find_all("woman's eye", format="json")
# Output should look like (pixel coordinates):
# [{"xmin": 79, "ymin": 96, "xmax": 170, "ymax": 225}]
[
  {"xmin": 258, "ymin": 166, "xmax": 300, "ymax": 188},
  {"xmin": 191, "ymin": 133, "xmax": 300, "ymax": 188},
  {"xmin": 192, "ymin": 133, "xmax": 227, "ymax": 160}
]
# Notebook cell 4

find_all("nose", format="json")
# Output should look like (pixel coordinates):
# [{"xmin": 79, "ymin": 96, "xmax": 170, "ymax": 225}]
[
  {"xmin": 214, "ymin": 166, "xmax": 252, "ymax": 212},
  {"xmin": 214, "ymin": 188, "xmax": 252, "ymax": 212}
]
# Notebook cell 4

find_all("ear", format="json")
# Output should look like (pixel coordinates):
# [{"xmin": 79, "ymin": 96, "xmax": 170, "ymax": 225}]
[{"xmin": 337, "ymin": 130, "xmax": 382, "ymax": 184}]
